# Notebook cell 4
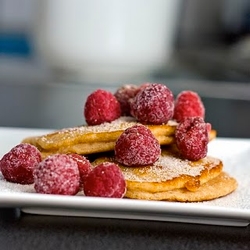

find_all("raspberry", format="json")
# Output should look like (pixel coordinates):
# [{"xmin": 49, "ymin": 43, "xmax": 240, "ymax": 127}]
[
  {"xmin": 130, "ymin": 83, "xmax": 174, "ymax": 124},
  {"xmin": 173, "ymin": 90, "xmax": 205, "ymax": 122},
  {"xmin": 68, "ymin": 154, "xmax": 92, "ymax": 185},
  {"xmin": 83, "ymin": 162, "xmax": 126, "ymax": 198},
  {"xmin": 0, "ymin": 143, "xmax": 42, "ymax": 184},
  {"xmin": 175, "ymin": 117, "xmax": 209, "ymax": 161},
  {"xmin": 84, "ymin": 89, "xmax": 121, "ymax": 125},
  {"xmin": 114, "ymin": 84, "xmax": 140, "ymax": 116},
  {"xmin": 115, "ymin": 124, "xmax": 161, "ymax": 167},
  {"xmin": 34, "ymin": 154, "xmax": 80, "ymax": 195}
]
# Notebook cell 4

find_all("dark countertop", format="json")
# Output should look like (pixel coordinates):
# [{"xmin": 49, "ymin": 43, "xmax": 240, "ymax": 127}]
[{"xmin": 1, "ymin": 208, "xmax": 250, "ymax": 250}]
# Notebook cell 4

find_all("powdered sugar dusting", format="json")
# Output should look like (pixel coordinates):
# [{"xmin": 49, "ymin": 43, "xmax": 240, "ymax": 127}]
[
  {"xmin": 40, "ymin": 117, "xmax": 138, "ymax": 145},
  {"xmin": 121, "ymin": 151, "xmax": 220, "ymax": 182},
  {"xmin": 38, "ymin": 117, "xmax": 177, "ymax": 147},
  {"xmin": 201, "ymin": 141, "xmax": 250, "ymax": 209},
  {"xmin": 0, "ymin": 173, "xmax": 34, "ymax": 193},
  {"xmin": 65, "ymin": 116, "xmax": 137, "ymax": 133}
]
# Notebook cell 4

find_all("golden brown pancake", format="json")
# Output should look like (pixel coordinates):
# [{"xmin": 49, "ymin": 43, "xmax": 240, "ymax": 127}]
[
  {"xmin": 91, "ymin": 146, "xmax": 237, "ymax": 202},
  {"xmin": 126, "ymin": 172, "xmax": 237, "ymax": 202},
  {"xmin": 21, "ymin": 115, "xmax": 236, "ymax": 202},
  {"xmin": 22, "ymin": 117, "xmax": 216, "ymax": 158}
]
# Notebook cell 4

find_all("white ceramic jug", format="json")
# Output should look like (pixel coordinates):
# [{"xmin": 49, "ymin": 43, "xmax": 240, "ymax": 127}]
[{"xmin": 34, "ymin": 0, "xmax": 181, "ymax": 82}]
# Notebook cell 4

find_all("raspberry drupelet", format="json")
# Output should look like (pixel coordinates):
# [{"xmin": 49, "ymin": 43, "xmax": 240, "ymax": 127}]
[
  {"xmin": 0, "ymin": 143, "xmax": 42, "ymax": 184},
  {"xmin": 175, "ymin": 117, "xmax": 209, "ymax": 161},
  {"xmin": 83, "ymin": 162, "xmax": 126, "ymax": 198},
  {"xmin": 130, "ymin": 83, "xmax": 174, "ymax": 124},
  {"xmin": 84, "ymin": 89, "xmax": 121, "ymax": 125},
  {"xmin": 173, "ymin": 90, "xmax": 205, "ymax": 123},
  {"xmin": 34, "ymin": 154, "xmax": 80, "ymax": 195},
  {"xmin": 115, "ymin": 124, "xmax": 161, "ymax": 167}
]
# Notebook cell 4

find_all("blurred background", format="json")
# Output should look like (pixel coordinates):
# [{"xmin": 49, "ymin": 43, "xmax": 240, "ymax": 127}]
[{"xmin": 0, "ymin": 0, "xmax": 250, "ymax": 137}]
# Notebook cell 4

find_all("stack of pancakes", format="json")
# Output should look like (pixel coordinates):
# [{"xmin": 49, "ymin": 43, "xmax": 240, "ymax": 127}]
[{"xmin": 22, "ymin": 116, "xmax": 237, "ymax": 202}]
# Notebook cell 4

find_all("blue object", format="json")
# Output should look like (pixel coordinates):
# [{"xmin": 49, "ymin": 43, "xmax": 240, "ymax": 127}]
[{"xmin": 0, "ymin": 33, "xmax": 32, "ymax": 56}]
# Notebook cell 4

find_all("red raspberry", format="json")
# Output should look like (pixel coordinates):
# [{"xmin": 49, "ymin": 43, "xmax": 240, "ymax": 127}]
[
  {"xmin": 115, "ymin": 124, "xmax": 161, "ymax": 167},
  {"xmin": 175, "ymin": 117, "xmax": 209, "ymax": 161},
  {"xmin": 130, "ymin": 83, "xmax": 174, "ymax": 124},
  {"xmin": 34, "ymin": 154, "xmax": 80, "ymax": 195},
  {"xmin": 83, "ymin": 162, "xmax": 126, "ymax": 198},
  {"xmin": 84, "ymin": 89, "xmax": 121, "ymax": 125},
  {"xmin": 68, "ymin": 154, "xmax": 92, "ymax": 185},
  {"xmin": 0, "ymin": 143, "xmax": 41, "ymax": 184},
  {"xmin": 114, "ymin": 84, "xmax": 140, "ymax": 116},
  {"xmin": 173, "ymin": 90, "xmax": 205, "ymax": 122}
]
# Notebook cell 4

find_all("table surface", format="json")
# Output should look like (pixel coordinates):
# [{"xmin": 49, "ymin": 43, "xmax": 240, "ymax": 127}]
[{"xmin": 1, "ymin": 208, "xmax": 250, "ymax": 250}]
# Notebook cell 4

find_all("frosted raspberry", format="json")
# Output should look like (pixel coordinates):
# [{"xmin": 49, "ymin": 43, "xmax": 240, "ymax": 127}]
[
  {"xmin": 114, "ymin": 84, "xmax": 140, "ymax": 116},
  {"xmin": 83, "ymin": 162, "xmax": 126, "ymax": 198},
  {"xmin": 173, "ymin": 90, "xmax": 205, "ymax": 122},
  {"xmin": 130, "ymin": 83, "xmax": 174, "ymax": 124},
  {"xmin": 34, "ymin": 154, "xmax": 80, "ymax": 195},
  {"xmin": 84, "ymin": 89, "xmax": 121, "ymax": 125},
  {"xmin": 175, "ymin": 117, "xmax": 209, "ymax": 161},
  {"xmin": 115, "ymin": 124, "xmax": 161, "ymax": 167},
  {"xmin": 0, "ymin": 143, "xmax": 42, "ymax": 184},
  {"xmin": 68, "ymin": 154, "xmax": 92, "ymax": 185}
]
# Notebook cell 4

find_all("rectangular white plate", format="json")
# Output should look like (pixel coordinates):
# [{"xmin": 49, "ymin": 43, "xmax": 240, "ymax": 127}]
[{"xmin": 0, "ymin": 127, "xmax": 250, "ymax": 227}]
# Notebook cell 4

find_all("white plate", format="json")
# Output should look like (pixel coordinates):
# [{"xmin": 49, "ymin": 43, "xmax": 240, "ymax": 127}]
[{"xmin": 0, "ymin": 127, "xmax": 250, "ymax": 227}]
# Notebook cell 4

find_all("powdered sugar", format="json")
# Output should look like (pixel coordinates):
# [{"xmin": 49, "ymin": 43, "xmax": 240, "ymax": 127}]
[
  {"xmin": 0, "ymin": 173, "xmax": 34, "ymax": 193},
  {"xmin": 39, "ymin": 117, "xmax": 138, "ymax": 145},
  {"xmin": 201, "ymin": 139, "xmax": 250, "ymax": 209},
  {"xmin": 38, "ymin": 116, "xmax": 177, "ymax": 148},
  {"xmin": 121, "ymin": 151, "xmax": 220, "ymax": 182},
  {"xmin": 65, "ymin": 116, "xmax": 137, "ymax": 133}
]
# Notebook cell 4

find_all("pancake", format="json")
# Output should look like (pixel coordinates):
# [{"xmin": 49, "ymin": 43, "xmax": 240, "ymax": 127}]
[
  {"xmin": 91, "ymin": 146, "xmax": 237, "ymax": 202},
  {"xmin": 22, "ymin": 117, "xmax": 216, "ymax": 158},
  {"xmin": 125, "ymin": 172, "xmax": 237, "ymax": 202}
]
